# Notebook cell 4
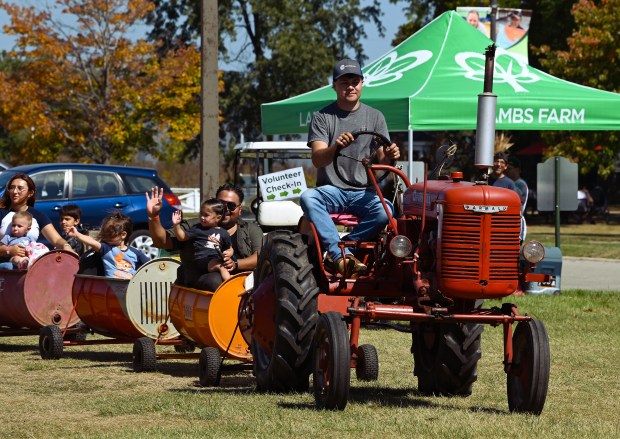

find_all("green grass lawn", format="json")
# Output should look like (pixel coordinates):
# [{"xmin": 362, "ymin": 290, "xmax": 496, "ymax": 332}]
[{"xmin": 0, "ymin": 290, "xmax": 618, "ymax": 438}]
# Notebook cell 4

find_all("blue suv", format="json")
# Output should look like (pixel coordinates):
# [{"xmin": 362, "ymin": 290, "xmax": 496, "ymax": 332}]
[{"xmin": 0, "ymin": 163, "xmax": 181, "ymax": 258}]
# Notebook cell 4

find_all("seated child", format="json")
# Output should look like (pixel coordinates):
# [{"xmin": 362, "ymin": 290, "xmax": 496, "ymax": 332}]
[
  {"xmin": 172, "ymin": 198, "xmax": 233, "ymax": 282},
  {"xmin": 68, "ymin": 210, "xmax": 149, "ymax": 279},
  {"xmin": 0, "ymin": 211, "xmax": 49, "ymax": 269},
  {"xmin": 59, "ymin": 204, "xmax": 85, "ymax": 256}
]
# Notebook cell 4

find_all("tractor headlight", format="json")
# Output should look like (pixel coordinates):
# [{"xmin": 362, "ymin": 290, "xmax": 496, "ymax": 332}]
[
  {"xmin": 522, "ymin": 240, "xmax": 545, "ymax": 264},
  {"xmin": 389, "ymin": 235, "xmax": 412, "ymax": 258}
]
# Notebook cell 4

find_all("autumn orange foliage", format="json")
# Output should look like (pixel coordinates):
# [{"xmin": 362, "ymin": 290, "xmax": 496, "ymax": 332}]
[{"xmin": 0, "ymin": 0, "xmax": 221, "ymax": 165}]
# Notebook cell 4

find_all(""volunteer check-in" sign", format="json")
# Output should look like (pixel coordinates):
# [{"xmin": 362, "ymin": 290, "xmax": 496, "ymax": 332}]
[{"xmin": 258, "ymin": 167, "xmax": 307, "ymax": 201}]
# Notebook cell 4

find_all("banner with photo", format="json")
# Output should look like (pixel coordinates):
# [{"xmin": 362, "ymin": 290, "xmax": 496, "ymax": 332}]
[{"xmin": 456, "ymin": 7, "xmax": 532, "ymax": 64}]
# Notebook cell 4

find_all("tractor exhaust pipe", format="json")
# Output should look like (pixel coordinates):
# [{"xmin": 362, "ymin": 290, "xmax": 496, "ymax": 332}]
[{"xmin": 475, "ymin": 44, "xmax": 497, "ymax": 173}]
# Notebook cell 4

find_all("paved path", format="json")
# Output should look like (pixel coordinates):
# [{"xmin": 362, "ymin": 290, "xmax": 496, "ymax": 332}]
[{"xmin": 561, "ymin": 257, "xmax": 620, "ymax": 291}]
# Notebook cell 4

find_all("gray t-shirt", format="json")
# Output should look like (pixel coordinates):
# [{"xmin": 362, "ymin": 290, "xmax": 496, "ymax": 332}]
[{"xmin": 308, "ymin": 102, "xmax": 390, "ymax": 190}]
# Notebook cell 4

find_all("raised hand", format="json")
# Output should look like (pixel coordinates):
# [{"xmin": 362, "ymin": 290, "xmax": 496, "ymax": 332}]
[
  {"xmin": 172, "ymin": 210, "xmax": 182, "ymax": 226},
  {"xmin": 145, "ymin": 186, "xmax": 164, "ymax": 218}
]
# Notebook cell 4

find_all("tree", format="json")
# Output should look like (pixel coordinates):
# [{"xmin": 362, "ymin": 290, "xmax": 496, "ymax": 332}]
[
  {"xmin": 536, "ymin": 0, "xmax": 620, "ymax": 178},
  {"xmin": 527, "ymin": 0, "xmax": 576, "ymax": 69},
  {"xmin": 0, "ymin": 0, "xmax": 206, "ymax": 164},
  {"xmin": 146, "ymin": 0, "xmax": 385, "ymax": 153},
  {"xmin": 389, "ymin": 0, "xmax": 576, "ymax": 63}
]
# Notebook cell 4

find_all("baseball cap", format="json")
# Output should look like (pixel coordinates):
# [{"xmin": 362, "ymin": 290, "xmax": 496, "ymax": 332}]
[
  {"xmin": 333, "ymin": 59, "xmax": 363, "ymax": 81},
  {"xmin": 509, "ymin": 11, "xmax": 521, "ymax": 19}
]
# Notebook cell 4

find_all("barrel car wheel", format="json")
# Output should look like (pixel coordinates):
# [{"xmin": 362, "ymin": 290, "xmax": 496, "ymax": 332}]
[
  {"xmin": 199, "ymin": 347, "xmax": 221, "ymax": 387},
  {"xmin": 132, "ymin": 337, "xmax": 157, "ymax": 372},
  {"xmin": 174, "ymin": 340, "xmax": 197, "ymax": 353},
  {"xmin": 355, "ymin": 344, "xmax": 379, "ymax": 381},
  {"xmin": 39, "ymin": 325, "xmax": 64, "ymax": 360},
  {"xmin": 64, "ymin": 324, "xmax": 88, "ymax": 342},
  {"xmin": 312, "ymin": 312, "xmax": 351, "ymax": 410},
  {"xmin": 63, "ymin": 331, "xmax": 87, "ymax": 342},
  {"xmin": 507, "ymin": 319, "xmax": 550, "ymax": 415},
  {"xmin": 251, "ymin": 231, "xmax": 319, "ymax": 392}
]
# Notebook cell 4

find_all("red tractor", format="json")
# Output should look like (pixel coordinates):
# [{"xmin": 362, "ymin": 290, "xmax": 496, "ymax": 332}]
[{"xmin": 242, "ymin": 129, "xmax": 551, "ymax": 414}]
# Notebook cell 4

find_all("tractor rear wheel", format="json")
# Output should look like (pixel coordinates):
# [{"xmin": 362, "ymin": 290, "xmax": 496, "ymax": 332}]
[
  {"xmin": 39, "ymin": 325, "xmax": 64, "ymax": 360},
  {"xmin": 411, "ymin": 321, "xmax": 483, "ymax": 396},
  {"xmin": 252, "ymin": 231, "xmax": 320, "ymax": 392},
  {"xmin": 312, "ymin": 312, "xmax": 351, "ymax": 410},
  {"xmin": 507, "ymin": 319, "xmax": 550, "ymax": 415},
  {"xmin": 356, "ymin": 344, "xmax": 379, "ymax": 381}
]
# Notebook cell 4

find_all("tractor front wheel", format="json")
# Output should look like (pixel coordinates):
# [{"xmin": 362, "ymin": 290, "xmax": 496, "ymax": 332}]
[
  {"xmin": 312, "ymin": 312, "xmax": 351, "ymax": 410},
  {"xmin": 251, "ymin": 231, "xmax": 319, "ymax": 392},
  {"xmin": 507, "ymin": 319, "xmax": 550, "ymax": 415}
]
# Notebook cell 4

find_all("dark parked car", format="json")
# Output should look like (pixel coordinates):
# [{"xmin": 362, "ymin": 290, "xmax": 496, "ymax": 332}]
[{"xmin": 0, "ymin": 163, "xmax": 182, "ymax": 258}]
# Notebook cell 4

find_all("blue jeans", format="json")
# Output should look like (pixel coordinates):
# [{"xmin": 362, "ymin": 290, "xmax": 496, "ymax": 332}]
[
  {"xmin": 0, "ymin": 261, "xmax": 14, "ymax": 270},
  {"xmin": 300, "ymin": 186, "xmax": 392, "ymax": 261}
]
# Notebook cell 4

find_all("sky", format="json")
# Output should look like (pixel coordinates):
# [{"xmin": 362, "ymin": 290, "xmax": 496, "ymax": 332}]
[
  {"xmin": 362, "ymin": 1, "xmax": 409, "ymax": 62},
  {"xmin": 0, "ymin": 1, "xmax": 409, "ymax": 65}
]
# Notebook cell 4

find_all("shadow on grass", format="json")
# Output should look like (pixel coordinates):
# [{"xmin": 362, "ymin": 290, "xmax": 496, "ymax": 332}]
[
  {"xmin": 149, "ymin": 360, "xmax": 199, "ymax": 378},
  {"xmin": 276, "ymin": 386, "xmax": 437, "ymax": 410},
  {"xmin": 169, "ymin": 373, "xmax": 256, "ymax": 393},
  {"xmin": 30, "ymin": 348, "xmax": 131, "ymax": 363},
  {"xmin": 0, "ymin": 341, "xmax": 39, "ymax": 352},
  {"xmin": 170, "ymin": 378, "xmax": 509, "ymax": 414},
  {"xmin": 154, "ymin": 358, "xmax": 253, "ymax": 379},
  {"xmin": 28, "ymin": 350, "xmax": 204, "ymax": 379},
  {"xmin": 278, "ymin": 386, "xmax": 510, "ymax": 413},
  {"xmin": 466, "ymin": 405, "xmax": 507, "ymax": 415}
]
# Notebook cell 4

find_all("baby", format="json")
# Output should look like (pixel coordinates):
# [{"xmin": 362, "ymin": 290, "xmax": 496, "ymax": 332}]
[
  {"xmin": 0, "ymin": 211, "xmax": 48, "ymax": 269},
  {"xmin": 172, "ymin": 198, "xmax": 233, "ymax": 282}
]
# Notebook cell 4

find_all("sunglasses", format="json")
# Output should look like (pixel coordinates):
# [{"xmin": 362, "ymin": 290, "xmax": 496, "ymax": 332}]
[{"xmin": 218, "ymin": 200, "xmax": 240, "ymax": 212}]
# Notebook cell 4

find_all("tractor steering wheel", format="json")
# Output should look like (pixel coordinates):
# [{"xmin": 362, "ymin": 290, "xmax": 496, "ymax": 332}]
[{"xmin": 333, "ymin": 130, "xmax": 394, "ymax": 188}]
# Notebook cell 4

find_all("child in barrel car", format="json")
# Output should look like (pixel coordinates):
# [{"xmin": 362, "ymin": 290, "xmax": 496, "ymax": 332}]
[
  {"xmin": 68, "ymin": 210, "xmax": 149, "ymax": 279},
  {"xmin": 171, "ymin": 198, "xmax": 234, "ymax": 282}
]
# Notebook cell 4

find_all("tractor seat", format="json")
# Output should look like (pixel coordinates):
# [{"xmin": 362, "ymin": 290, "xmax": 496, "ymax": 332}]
[{"xmin": 330, "ymin": 213, "xmax": 359, "ymax": 227}]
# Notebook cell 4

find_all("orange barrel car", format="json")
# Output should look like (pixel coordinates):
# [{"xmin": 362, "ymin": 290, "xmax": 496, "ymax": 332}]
[
  {"xmin": 134, "ymin": 272, "xmax": 253, "ymax": 385},
  {"xmin": 0, "ymin": 250, "xmax": 81, "ymax": 340},
  {"xmin": 38, "ymin": 256, "xmax": 183, "ymax": 367}
]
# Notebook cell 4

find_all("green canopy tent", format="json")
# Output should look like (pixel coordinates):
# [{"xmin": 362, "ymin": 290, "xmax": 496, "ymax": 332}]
[{"xmin": 261, "ymin": 11, "xmax": 620, "ymax": 172}]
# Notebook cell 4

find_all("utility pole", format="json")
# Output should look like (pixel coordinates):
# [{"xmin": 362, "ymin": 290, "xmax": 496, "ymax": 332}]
[
  {"xmin": 200, "ymin": 0, "xmax": 219, "ymax": 202},
  {"xmin": 490, "ymin": 0, "xmax": 498, "ymax": 42}
]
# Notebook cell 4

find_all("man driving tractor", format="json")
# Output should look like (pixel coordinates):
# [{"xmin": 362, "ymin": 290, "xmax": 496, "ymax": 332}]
[{"xmin": 299, "ymin": 58, "xmax": 400, "ymax": 276}]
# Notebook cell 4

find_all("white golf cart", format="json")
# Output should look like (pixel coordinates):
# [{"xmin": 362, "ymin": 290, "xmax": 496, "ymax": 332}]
[{"xmin": 233, "ymin": 141, "xmax": 313, "ymax": 231}]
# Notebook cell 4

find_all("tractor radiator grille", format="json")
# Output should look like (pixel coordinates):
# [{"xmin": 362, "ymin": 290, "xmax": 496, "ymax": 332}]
[
  {"xmin": 138, "ymin": 281, "xmax": 172, "ymax": 324},
  {"xmin": 441, "ymin": 211, "xmax": 521, "ymax": 280}
]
